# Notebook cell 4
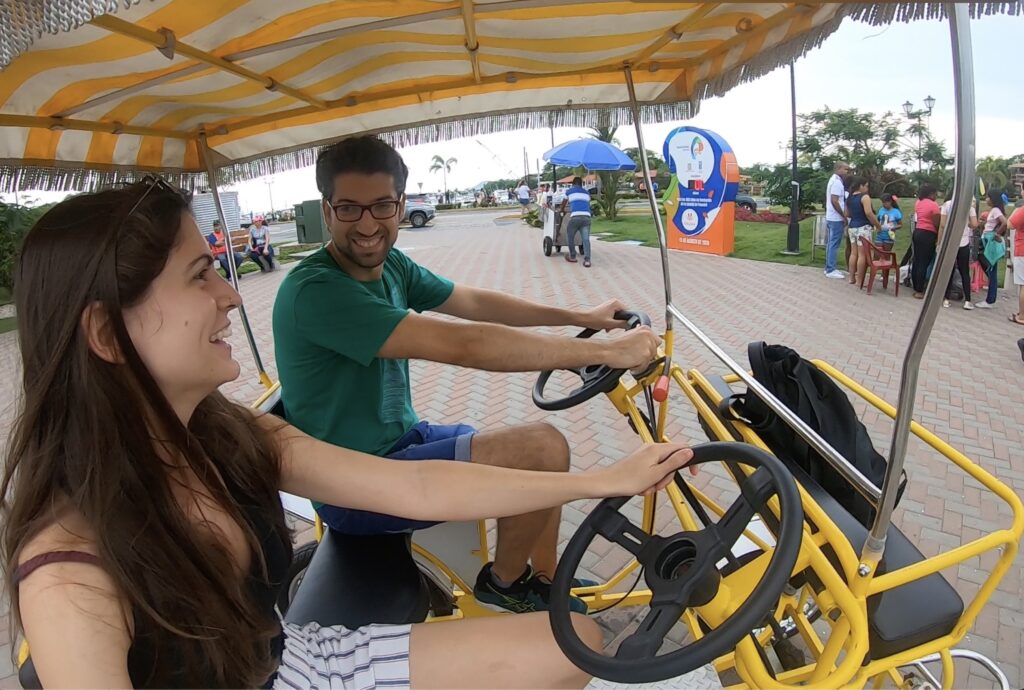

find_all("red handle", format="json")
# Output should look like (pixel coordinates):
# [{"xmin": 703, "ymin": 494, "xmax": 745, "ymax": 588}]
[{"xmin": 652, "ymin": 375, "xmax": 670, "ymax": 403}]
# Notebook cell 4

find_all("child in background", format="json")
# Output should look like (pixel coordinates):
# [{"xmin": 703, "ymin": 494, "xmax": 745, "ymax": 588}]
[{"xmin": 876, "ymin": 193, "xmax": 902, "ymax": 251}]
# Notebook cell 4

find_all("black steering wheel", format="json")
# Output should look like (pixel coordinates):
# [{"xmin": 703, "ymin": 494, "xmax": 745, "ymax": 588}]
[
  {"xmin": 548, "ymin": 442, "xmax": 803, "ymax": 683},
  {"xmin": 533, "ymin": 310, "xmax": 652, "ymax": 411}
]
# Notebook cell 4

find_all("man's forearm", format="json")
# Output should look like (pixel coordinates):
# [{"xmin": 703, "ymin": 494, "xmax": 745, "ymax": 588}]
[
  {"xmin": 450, "ymin": 287, "xmax": 586, "ymax": 328},
  {"xmin": 454, "ymin": 321, "xmax": 608, "ymax": 371}
]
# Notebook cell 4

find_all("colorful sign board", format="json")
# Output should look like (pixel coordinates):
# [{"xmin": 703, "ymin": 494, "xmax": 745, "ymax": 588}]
[{"xmin": 662, "ymin": 126, "xmax": 739, "ymax": 255}]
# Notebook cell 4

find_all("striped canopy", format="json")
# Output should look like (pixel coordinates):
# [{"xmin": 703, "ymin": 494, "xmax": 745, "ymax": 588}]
[{"xmin": 0, "ymin": 1, "xmax": 1016, "ymax": 191}]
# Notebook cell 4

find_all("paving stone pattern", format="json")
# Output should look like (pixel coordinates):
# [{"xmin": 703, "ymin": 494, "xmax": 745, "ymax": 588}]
[{"xmin": 1, "ymin": 211, "xmax": 1021, "ymax": 688}]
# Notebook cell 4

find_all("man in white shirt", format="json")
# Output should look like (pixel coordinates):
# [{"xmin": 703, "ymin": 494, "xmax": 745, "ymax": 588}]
[
  {"xmin": 824, "ymin": 161, "xmax": 850, "ymax": 278},
  {"xmin": 517, "ymin": 181, "xmax": 532, "ymax": 217}
]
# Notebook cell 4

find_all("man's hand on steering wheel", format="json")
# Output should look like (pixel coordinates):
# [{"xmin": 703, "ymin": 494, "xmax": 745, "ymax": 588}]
[
  {"xmin": 578, "ymin": 299, "xmax": 631, "ymax": 331},
  {"xmin": 601, "ymin": 328, "xmax": 661, "ymax": 370}
]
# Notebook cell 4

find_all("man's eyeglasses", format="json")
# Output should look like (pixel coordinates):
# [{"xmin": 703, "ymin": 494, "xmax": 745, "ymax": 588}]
[{"xmin": 328, "ymin": 200, "xmax": 401, "ymax": 223}]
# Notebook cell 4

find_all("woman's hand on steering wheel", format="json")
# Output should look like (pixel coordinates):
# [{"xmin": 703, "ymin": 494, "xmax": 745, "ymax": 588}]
[{"xmin": 589, "ymin": 443, "xmax": 694, "ymax": 498}]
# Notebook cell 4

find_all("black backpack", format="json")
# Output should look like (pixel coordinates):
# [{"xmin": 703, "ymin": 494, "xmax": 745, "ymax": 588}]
[{"xmin": 721, "ymin": 342, "xmax": 906, "ymax": 527}]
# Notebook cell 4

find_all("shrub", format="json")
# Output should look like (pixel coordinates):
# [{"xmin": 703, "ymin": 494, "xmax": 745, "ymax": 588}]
[
  {"xmin": 0, "ymin": 202, "xmax": 53, "ymax": 290},
  {"xmin": 735, "ymin": 207, "xmax": 810, "ymax": 224}
]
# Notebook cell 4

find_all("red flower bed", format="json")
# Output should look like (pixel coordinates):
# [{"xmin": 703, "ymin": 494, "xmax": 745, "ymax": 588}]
[{"xmin": 735, "ymin": 207, "xmax": 810, "ymax": 224}]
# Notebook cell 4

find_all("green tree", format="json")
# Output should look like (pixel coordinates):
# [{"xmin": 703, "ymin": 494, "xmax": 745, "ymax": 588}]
[
  {"xmin": 1, "ymin": 201, "xmax": 53, "ymax": 290},
  {"xmin": 429, "ymin": 155, "xmax": 457, "ymax": 200},
  {"xmin": 798, "ymin": 108, "xmax": 902, "ymax": 198},
  {"xmin": 588, "ymin": 112, "xmax": 623, "ymax": 220},
  {"xmin": 975, "ymin": 156, "xmax": 1010, "ymax": 193}
]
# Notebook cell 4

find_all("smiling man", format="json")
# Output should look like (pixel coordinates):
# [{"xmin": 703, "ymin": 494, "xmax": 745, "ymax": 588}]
[{"xmin": 272, "ymin": 136, "xmax": 660, "ymax": 614}]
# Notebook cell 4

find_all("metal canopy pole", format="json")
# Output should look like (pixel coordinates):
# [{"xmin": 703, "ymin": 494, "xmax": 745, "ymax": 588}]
[
  {"xmin": 623, "ymin": 66, "xmax": 673, "ymax": 333},
  {"xmin": 862, "ymin": 3, "xmax": 975, "ymax": 562},
  {"xmin": 666, "ymin": 302, "xmax": 882, "ymax": 503},
  {"xmin": 198, "ymin": 133, "xmax": 272, "ymax": 388}
]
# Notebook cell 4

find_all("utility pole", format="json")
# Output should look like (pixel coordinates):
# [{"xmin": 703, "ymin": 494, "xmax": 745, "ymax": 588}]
[{"xmin": 782, "ymin": 61, "xmax": 801, "ymax": 256}]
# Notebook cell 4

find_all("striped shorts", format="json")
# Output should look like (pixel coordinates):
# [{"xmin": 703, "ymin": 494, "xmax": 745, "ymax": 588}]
[{"xmin": 272, "ymin": 621, "xmax": 411, "ymax": 690}]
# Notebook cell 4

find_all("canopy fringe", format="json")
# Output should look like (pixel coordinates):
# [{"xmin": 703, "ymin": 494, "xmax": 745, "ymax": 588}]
[
  {"xmin": 0, "ymin": 164, "xmax": 207, "ymax": 193},
  {"xmin": 0, "ymin": 1, "xmax": 1019, "ymax": 192},
  {"xmin": 0, "ymin": 102, "xmax": 692, "ymax": 192},
  {"xmin": 0, "ymin": 0, "xmax": 144, "ymax": 70}
]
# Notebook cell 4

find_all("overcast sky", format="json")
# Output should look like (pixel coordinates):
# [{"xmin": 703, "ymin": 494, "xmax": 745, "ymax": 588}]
[{"xmin": 5, "ymin": 12, "xmax": 1021, "ymax": 213}]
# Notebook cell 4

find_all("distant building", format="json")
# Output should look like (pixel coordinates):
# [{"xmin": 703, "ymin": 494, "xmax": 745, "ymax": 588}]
[
  {"xmin": 1010, "ymin": 162, "xmax": 1024, "ymax": 196},
  {"xmin": 191, "ymin": 191, "xmax": 242, "ymax": 233}
]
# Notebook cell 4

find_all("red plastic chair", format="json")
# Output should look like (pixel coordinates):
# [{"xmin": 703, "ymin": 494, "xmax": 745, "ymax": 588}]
[{"xmin": 858, "ymin": 236, "xmax": 899, "ymax": 296}]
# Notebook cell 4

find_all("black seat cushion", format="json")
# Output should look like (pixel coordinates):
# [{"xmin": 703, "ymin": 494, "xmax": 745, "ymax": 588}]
[
  {"xmin": 698, "ymin": 375, "xmax": 963, "ymax": 660},
  {"xmin": 284, "ymin": 529, "xmax": 430, "ymax": 629}
]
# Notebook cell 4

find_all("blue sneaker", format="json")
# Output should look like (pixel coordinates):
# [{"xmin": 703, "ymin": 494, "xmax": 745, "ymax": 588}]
[{"xmin": 473, "ymin": 563, "xmax": 587, "ymax": 614}]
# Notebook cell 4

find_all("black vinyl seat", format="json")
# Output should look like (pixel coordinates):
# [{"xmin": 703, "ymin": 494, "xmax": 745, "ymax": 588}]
[
  {"xmin": 284, "ymin": 528, "xmax": 431, "ymax": 629},
  {"xmin": 697, "ymin": 375, "xmax": 963, "ymax": 660}
]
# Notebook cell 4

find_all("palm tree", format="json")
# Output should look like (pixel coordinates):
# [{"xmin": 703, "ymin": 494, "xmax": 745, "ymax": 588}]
[
  {"xmin": 589, "ymin": 111, "xmax": 622, "ymax": 220},
  {"xmin": 975, "ymin": 156, "xmax": 1009, "ymax": 193},
  {"xmin": 430, "ymin": 155, "xmax": 457, "ymax": 202}
]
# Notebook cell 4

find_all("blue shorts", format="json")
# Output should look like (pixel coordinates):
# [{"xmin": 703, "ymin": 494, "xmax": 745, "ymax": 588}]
[
  {"xmin": 316, "ymin": 421, "xmax": 476, "ymax": 535},
  {"xmin": 519, "ymin": 198, "xmax": 530, "ymax": 206}
]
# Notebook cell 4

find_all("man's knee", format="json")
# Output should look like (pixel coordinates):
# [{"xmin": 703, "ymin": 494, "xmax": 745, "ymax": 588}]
[
  {"xmin": 524, "ymin": 422, "xmax": 571, "ymax": 471},
  {"xmin": 572, "ymin": 613, "xmax": 604, "ymax": 652}
]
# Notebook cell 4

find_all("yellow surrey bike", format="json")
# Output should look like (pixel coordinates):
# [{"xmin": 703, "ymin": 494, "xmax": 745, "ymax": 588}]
[{"xmin": 2, "ymin": 2, "xmax": 1021, "ymax": 689}]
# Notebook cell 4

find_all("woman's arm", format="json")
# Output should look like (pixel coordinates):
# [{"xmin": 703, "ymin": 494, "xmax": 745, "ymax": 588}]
[
  {"xmin": 269, "ymin": 418, "xmax": 693, "ymax": 521},
  {"xmin": 864, "ymin": 196, "xmax": 880, "ymax": 230},
  {"xmin": 18, "ymin": 521, "xmax": 133, "ymax": 689}
]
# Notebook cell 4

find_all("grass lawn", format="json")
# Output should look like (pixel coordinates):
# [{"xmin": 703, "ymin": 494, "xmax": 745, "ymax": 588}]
[
  {"xmin": 0, "ymin": 286, "xmax": 11, "ymax": 306},
  {"xmin": 0, "ymin": 317, "xmax": 16, "ymax": 334},
  {"xmin": 591, "ymin": 213, "xmax": 912, "ymax": 268}
]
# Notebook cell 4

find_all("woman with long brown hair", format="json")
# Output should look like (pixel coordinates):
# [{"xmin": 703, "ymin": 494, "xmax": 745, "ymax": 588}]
[{"xmin": 2, "ymin": 179, "xmax": 690, "ymax": 689}]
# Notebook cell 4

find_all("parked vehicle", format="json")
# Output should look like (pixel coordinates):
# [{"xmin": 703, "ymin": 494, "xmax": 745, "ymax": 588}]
[
  {"xmin": 403, "ymin": 198, "xmax": 436, "ymax": 227},
  {"xmin": 736, "ymin": 194, "xmax": 758, "ymax": 213}
]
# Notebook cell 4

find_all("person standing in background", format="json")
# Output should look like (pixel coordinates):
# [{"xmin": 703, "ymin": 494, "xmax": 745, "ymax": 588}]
[
  {"xmin": 517, "ymin": 180, "xmax": 532, "ymax": 217},
  {"xmin": 845, "ymin": 176, "xmax": 880, "ymax": 287},
  {"xmin": 561, "ymin": 176, "xmax": 593, "ymax": 267},
  {"xmin": 875, "ymin": 193, "xmax": 902, "ymax": 251},
  {"xmin": 1007, "ymin": 203, "xmax": 1024, "ymax": 325},
  {"xmin": 911, "ymin": 184, "xmax": 942, "ymax": 299},
  {"xmin": 938, "ymin": 191, "xmax": 978, "ymax": 309},
  {"xmin": 976, "ymin": 190, "xmax": 1008, "ymax": 309},
  {"xmin": 824, "ymin": 161, "xmax": 850, "ymax": 279}
]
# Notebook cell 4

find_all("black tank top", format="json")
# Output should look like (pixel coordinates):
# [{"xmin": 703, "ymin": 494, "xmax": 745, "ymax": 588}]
[{"xmin": 848, "ymin": 193, "xmax": 871, "ymax": 227}]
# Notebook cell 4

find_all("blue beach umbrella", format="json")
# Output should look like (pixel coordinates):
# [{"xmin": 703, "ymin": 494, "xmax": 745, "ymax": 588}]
[{"xmin": 542, "ymin": 138, "xmax": 637, "ymax": 172}]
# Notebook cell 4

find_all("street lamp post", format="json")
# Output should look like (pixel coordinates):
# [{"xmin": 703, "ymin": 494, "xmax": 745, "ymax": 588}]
[
  {"xmin": 265, "ymin": 179, "xmax": 275, "ymax": 220},
  {"xmin": 782, "ymin": 61, "xmax": 800, "ymax": 256},
  {"xmin": 902, "ymin": 95, "xmax": 935, "ymax": 176}
]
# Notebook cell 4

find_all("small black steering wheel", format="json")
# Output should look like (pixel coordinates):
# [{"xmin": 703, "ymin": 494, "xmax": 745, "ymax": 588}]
[
  {"xmin": 533, "ymin": 310, "xmax": 651, "ymax": 411},
  {"xmin": 548, "ymin": 442, "xmax": 803, "ymax": 684}
]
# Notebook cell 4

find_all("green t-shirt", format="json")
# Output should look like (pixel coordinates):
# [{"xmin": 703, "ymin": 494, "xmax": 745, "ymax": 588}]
[{"xmin": 272, "ymin": 247, "xmax": 454, "ymax": 458}]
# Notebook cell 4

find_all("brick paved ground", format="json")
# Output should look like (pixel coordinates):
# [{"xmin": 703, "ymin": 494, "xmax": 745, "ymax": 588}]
[{"xmin": 1, "ymin": 209, "xmax": 1021, "ymax": 688}]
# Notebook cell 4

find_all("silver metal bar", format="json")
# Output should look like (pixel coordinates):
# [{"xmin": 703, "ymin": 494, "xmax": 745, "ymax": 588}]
[
  {"xmin": 198, "ymin": 133, "xmax": 269, "ymax": 382},
  {"xmin": 623, "ymin": 66, "xmax": 673, "ymax": 333},
  {"xmin": 666, "ymin": 302, "xmax": 881, "ymax": 503},
  {"xmin": 864, "ymin": 3, "xmax": 975, "ymax": 555},
  {"xmin": 225, "ymin": 0, "xmax": 624, "ymax": 63},
  {"xmin": 56, "ymin": 64, "xmax": 207, "ymax": 117},
  {"xmin": 911, "ymin": 662, "xmax": 942, "ymax": 689},
  {"xmin": 909, "ymin": 650, "xmax": 1010, "ymax": 690}
]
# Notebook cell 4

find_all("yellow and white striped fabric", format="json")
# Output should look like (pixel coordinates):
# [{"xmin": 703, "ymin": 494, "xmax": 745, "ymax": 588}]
[{"xmin": 0, "ymin": 1, "xmax": 1016, "ymax": 190}]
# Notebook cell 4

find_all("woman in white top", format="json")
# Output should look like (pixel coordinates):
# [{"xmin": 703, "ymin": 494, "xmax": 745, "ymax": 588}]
[
  {"xmin": 938, "ymin": 193, "xmax": 978, "ymax": 309},
  {"xmin": 976, "ymin": 190, "xmax": 1008, "ymax": 308}
]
